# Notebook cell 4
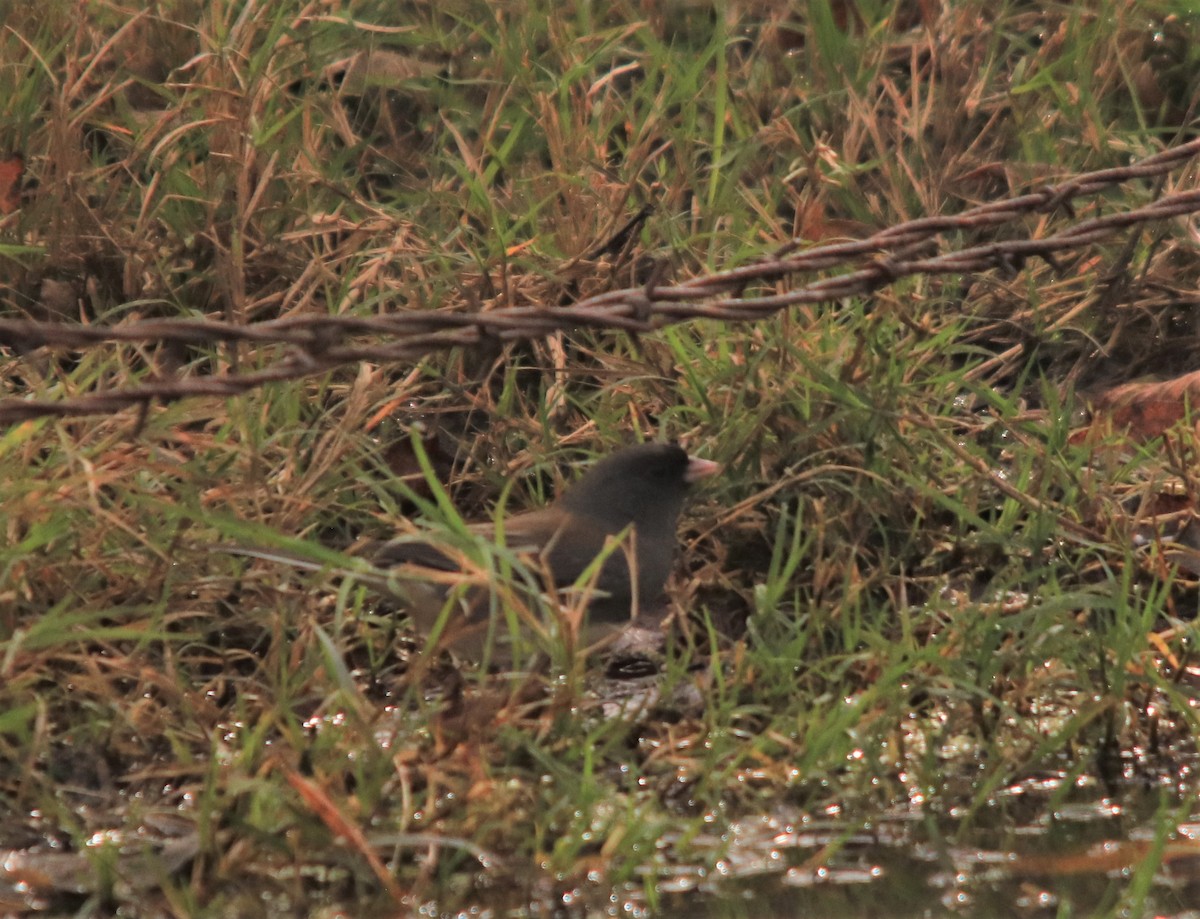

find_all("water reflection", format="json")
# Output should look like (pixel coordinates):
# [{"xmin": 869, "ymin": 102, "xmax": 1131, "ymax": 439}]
[{"xmin": 640, "ymin": 782, "xmax": 1200, "ymax": 919}]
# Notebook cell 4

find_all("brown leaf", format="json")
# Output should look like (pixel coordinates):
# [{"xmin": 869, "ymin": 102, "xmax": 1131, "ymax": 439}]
[
  {"xmin": 0, "ymin": 153, "xmax": 24, "ymax": 214},
  {"xmin": 794, "ymin": 197, "xmax": 871, "ymax": 243},
  {"xmin": 1074, "ymin": 370, "xmax": 1200, "ymax": 442}
]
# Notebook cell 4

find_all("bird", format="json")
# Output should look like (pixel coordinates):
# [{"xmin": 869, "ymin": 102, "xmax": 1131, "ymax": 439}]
[{"xmin": 222, "ymin": 442, "xmax": 720, "ymax": 656}]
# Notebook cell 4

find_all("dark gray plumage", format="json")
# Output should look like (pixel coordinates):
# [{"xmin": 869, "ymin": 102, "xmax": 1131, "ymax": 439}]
[{"xmin": 224, "ymin": 442, "xmax": 719, "ymax": 653}]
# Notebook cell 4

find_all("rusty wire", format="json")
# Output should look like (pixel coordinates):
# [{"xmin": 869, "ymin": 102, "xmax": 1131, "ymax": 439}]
[{"xmin": 2, "ymin": 137, "xmax": 1200, "ymax": 426}]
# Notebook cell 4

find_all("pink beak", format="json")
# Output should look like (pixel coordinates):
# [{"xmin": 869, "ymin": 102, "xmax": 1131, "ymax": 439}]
[{"xmin": 684, "ymin": 456, "xmax": 721, "ymax": 483}]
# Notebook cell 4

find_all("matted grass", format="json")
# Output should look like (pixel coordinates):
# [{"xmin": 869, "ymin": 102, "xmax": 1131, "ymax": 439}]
[{"xmin": 3, "ymin": 1, "xmax": 1200, "ymax": 915}]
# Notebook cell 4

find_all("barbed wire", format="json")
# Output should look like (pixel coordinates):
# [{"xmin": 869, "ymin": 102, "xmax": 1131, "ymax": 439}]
[{"xmin": 2, "ymin": 137, "xmax": 1200, "ymax": 426}]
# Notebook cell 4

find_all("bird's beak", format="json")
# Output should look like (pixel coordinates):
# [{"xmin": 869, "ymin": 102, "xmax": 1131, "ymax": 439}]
[{"xmin": 684, "ymin": 456, "xmax": 721, "ymax": 483}]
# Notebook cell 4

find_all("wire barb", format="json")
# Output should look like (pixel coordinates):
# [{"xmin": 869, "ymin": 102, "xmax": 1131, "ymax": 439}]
[{"xmin": 4, "ymin": 138, "xmax": 1200, "ymax": 426}]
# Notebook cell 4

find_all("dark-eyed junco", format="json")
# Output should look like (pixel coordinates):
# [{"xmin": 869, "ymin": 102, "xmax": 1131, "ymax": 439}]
[{"xmin": 224, "ymin": 442, "xmax": 719, "ymax": 655}]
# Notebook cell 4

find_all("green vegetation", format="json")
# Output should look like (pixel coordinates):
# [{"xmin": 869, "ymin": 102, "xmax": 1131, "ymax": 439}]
[{"xmin": 2, "ymin": 0, "xmax": 1200, "ymax": 915}]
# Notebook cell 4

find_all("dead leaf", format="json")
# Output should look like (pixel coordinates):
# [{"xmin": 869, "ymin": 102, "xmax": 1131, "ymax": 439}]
[
  {"xmin": 1073, "ymin": 370, "xmax": 1200, "ymax": 443},
  {"xmin": 794, "ymin": 197, "xmax": 871, "ymax": 243},
  {"xmin": 0, "ymin": 153, "xmax": 24, "ymax": 214}
]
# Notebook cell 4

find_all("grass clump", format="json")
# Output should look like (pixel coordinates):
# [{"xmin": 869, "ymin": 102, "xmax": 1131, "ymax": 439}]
[{"xmin": 3, "ymin": 0, "xmax": 1200, "ymax": 916}]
